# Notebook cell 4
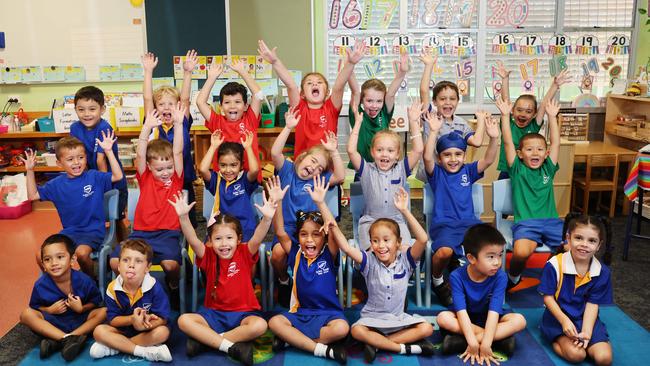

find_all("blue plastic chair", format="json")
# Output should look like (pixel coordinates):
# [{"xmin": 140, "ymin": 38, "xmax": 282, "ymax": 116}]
[
  {"xmin": 422, "ymin": 182, "xmax": 484, "ymax": 307},
  {"xmin": 127, "ymin": 188, "xmax": 189, "ymax": 313},
  {"xmin": 492, "ymin": 179, "xmax": 551, "ymax": 271},
  {"xmin": 201, "ymin": 187, "xmax": 268, "ymax": 311},
  {"xmin": 97, "ymin": 189, "xmax": 119, "ymax": 301}
]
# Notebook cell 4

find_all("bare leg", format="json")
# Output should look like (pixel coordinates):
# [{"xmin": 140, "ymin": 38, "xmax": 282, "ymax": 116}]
[
  {"xmin": 432, "ymin": 247, "xmax": 454, "ymax": 278},
  {"xmin": 20, "ymin": 308, "xmax": 66, "ymax": 340},
  {"xmin": 552, "ymin": 335, "xmax": 587, "ymax": 363},
  {"xmin": 75, "ymin": 244, "xmax": 94, "ymax": 277},
  {"xmin": 437, "ymin": 311, "xmax": 484, "ymax": 336},
  {"xmin": 129, "ymin": 325, "xmax": 170, "ymax": 346},
  {"xmin": 223, "ymin": 315, "xmax": 268, "ymax": 342},
  {"xmin": 179, "ymin": 313, "xmax": 267, "ymax": 349},
  {"xmin": 271, "ymin": 245, "xmax": 289, "ymax": 282},
  {"xmin": 109, "ymin": 258, "xmax": 119, "ymax": 274},
  {"xmin": 160, "ymin": 260, "xmax": 180, "ymax": 286},
  {"xmin": 386, "ymin": 322, "xmax": 434, "ymax": 344},
  {"xmin": 116, "ymin": 219, "xmax": 130, "ymax": 242},
  {"xmin": 587, "ymin": 342, "xmax": 613, "ymax": 366},
  {"xmin": 70, "ymin": 308, "xmax": 107, "ymax": 336},
  {"xmin": 93, "ymin": 324, "xmax": 170, "ymax": 354},
  {"xmin": 314, "ymin": 319, "xmax": 349, "ymax": 344},
  {"xmin": 351, "ymin": 325, "xmax": 400, "ymax": 353},
  {"xmin": 437, "ymin": 311, "xmax": 525, "ymax": 343},
  {"xmin": 509, "ymin": 239, "xmax": 537, "ymax": 277}
]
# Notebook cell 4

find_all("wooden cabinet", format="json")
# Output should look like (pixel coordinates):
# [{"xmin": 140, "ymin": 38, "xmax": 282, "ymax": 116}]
[{"xmin": 604, "ymin": 94, "xmax": 650, "ymax": 151}]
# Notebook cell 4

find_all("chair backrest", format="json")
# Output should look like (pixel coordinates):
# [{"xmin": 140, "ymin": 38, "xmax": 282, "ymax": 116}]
[
  {"xmin": 104, "ymin": 189, "xmax": 119, "ymax": 221},
  {"xmin": 325, "ymin": 184, "xmax": 340, "ymax": 220},
  {"xmin": 492, "ymin": 178, "xmax": 513, "ymax": 230},
  {"xmin": 585, "ymin": 154, "xmax": 619, "ymax": 183},
  {"xmin": 423, "ymin": 183, "xmax": 484, "ymax": 230}
]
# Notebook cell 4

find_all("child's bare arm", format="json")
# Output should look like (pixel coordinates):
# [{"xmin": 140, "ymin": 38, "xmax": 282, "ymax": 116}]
[
  {"xmin": 308, "ymin": 175, "xmax": 344, "ymax": 257},
  {"xmin": 171, "ymin": 103, "xmax": 186, "ymax": 177},
  {"xmin": 271, "ymin": 107, "xmax": 299, "ymax": 170},
  {"xmin": 330, "ymin": 40, "xmax": 365, "ymax": 110},
  {"xmin": 168, "ymin": 191, "xmax": 205, "ymax": 258},
  {"xmin": 496, "ymin": 60, "xmax": 511, "ymax": 103},
  {"xmin": 395, "ymin": 187, "xmax": 428, "ymax": 260},
  {"xmin": 347, "ymin": 110, "xmax": 364, "ymax": 171},
  {"xmin": 422, "ymin": 111, "xmax": 442, "ymax": 176},
  {"xmin": 248, "ymin": 191, "xmax": 277, "ymax": 255},
  {"xmin": 96, "ymin": 153, "xmax": 108, "ymax": 172},
  {"xmin": 418, "ymin": 52, "xmax": 436, "ymax": 105},
  {"xmin": 258, "ymin": 40, "xmax": 300, "ymax": 107},
  {"xmin": 546, "ymin": 99, "xmax": 561, "ymax": 164},
  {"xmin": 241, "ymin": 131, "xmax": 259, "ymax": 182},
  {"xmin": 577, "ymin": 302, "xmax": 599, "ymax": 348},
  {"xmin": 180, "ymin": 50, "xmax": 198, "ymax": 118},
  {"xmin": 467, "ymin": 112, "xmax": 485, "ymax": 147},
  {"xmin": 406, "ymin": 101, "xmax": 424, "ymax": 169},
  {"xmin": 322, "ymin": 131, "xmax": 345, "ymax": 185},
  {"xmin": 109, "ymin": 315, "xmax": 135, "ymax": 328},
  {"xmin": 267, "ymin": 176, "xmax": 292, "ymax": 254},
  {"xmin": 385, "ymin": 52, "xmax": 409, "ymax": 111},
  {"xmin": 231, "ymin": 58, "xmax": 262, "ymax": 116},
  {"xmin": 457, "ymin": 310, "xmax": 481, "ymax": 362},
  {"xmin": 197, "ymin": 61, "xmax": 223, "ymax": 120},
  {"xmin": 96, "ymin": 130, "xmax": 124, "ymax": 183},
  {"xmin": 496, "ymin": 98, "xmax": 516, "ymax": 168},
  {"xmin": 22, "ymin": 150, "xmax": 40, "ymax": 200},
  {"xmin": 479, "ymin": 311, "xmax": 500, "ymax": 365},
  {"xmin": 142, "ymin": 52, "xmax": 158, "ymax": 115},
  {"xmin": 137, "ymin": 110, "xmax": 160, "ymax": 175},
  {"xmin": 348, "ymin": 73, "xmax": 361, "ymax": 111},
  {"xmin": 543, "ymin": 295, "xmax": 579, "ymax": 339},
  {"xmin": 199, "ymin": 130, "xmax": 223, "ymax": 181},
  {"xmin": 537, "ymin": 69, "xmax": 569, "ymax": 122},
  {"xmin": 477, "ymin": 113, "xmax": 500, "ymax": 173}
]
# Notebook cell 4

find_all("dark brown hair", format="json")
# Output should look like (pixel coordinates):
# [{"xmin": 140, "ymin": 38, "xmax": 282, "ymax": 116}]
[{"xmin": 120, "ymin": 239, "xmax": 153, "ymax": 263}]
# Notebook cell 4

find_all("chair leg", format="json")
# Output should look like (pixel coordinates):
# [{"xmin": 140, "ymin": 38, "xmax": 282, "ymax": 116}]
[
  {"xmin": 259, "ymin": 245, "xmax": 268, "ymax": 311},
  {"xmin": 583, "ymin": 188, "xmax": 590, "ymax": 214},
  {"xmin": 622, "ymin": 198, "xmax": 636, "ymax": 261},
  {"xmin": 338, "ymin": 255, "xmax": 344, "ymax": 307},
  {"xmin": 345, "ymin": 254, "xmax": 353, "ymax": 308},
  {"xmin": 180, "ymin": 249, "xmax": 187, "ymax": 314},
  {"xmin": 609, "ymin": 189, "xmax": 616, "ymax": 218},
  {"xmin": 414, "ymin": 260, "xmax": 422, "ymax": 308},
  {"xmin": 268, "ymin": 260, "xmax": 275, "ymax": 309},
  {"xmin": 192, "ymin": 254, "xmax": 198, "ymax": 312},
  {"xmin": 424, "ymin": 244, "xmax": 432, "ymax": 308}
]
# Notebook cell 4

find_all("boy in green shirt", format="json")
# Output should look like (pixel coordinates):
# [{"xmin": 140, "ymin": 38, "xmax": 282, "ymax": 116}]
[{"xmin": 496, "ymin": 96, "xmax": 564, "ymax": 291}]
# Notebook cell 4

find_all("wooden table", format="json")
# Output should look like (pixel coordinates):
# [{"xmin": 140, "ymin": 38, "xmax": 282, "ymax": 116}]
[{"xmin": 572, "ymin": 141, "xmax": 638, "ymax": 214}]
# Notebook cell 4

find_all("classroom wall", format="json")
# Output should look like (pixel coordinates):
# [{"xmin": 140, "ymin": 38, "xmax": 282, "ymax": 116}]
[{"xmin": 634, "ymin": 1, "xmax": 650, "ymax": 77}]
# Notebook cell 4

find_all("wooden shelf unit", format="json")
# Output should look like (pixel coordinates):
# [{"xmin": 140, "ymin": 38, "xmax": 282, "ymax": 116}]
[{"xmin": 604, "ymin": 95, "xmax": 650, "ymax": 150}]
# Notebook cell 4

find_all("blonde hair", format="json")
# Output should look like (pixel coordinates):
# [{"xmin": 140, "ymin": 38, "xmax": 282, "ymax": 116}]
[
  {"xmin": 146, "ymin": 139, "xmax": 173, "ymax": 162},
  {"xmin": 152, "ymin": 86, "xmax": 180, "ymax": 105},
  {"xmin": 55, "ymin": 137, "xmax": 85, "ymax": 159},
  {"xmin": 371, "ymin": 130, "xmax": 402, "ymax": 157},
  {"xmin": 300, "ymin": 72, "xmax": 329, "ymax": 95},
  {"xmin": 360, "ymin": 79, "xmax": 387, "ymax": 101},
  {"xmin": 294, "ymin": 145, "xmax": 332, "ymax": 172}
]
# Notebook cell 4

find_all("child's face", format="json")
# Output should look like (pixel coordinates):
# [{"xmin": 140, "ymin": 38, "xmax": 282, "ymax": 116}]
[
  {"xmin": 371, "ymin": 135, "xmax": 400, "ymax": 171},
  {"xmin": 218, "ymin": 153, "xmax": 242, "ymax": 182},
  {"xmin": 74, "ymin": 98, "xmax": 105, "ymax": 128},
  {"xmin": 517, "ymin": 138, "xmax": 548, "ymax": 169},
  {"xmin": 512, "ymin": 99, "xmax": 537, "ymax": 128},
  {"xmin": 298, "ymin": 220, "xmax": 326, "ymax": 259},
  {"xmin": 147, "ymin": 157, "xmax": 175, "ymax": 184},
  {"xmin": 301, "ymin": 75, "xmax": 328, "ymax": 105},
  {"xmin": 468, "ymin": 244, "xmax": 504, "ymax": 277},
  {"xmin": 296, "ymin": 153, "xmax": 327, "ymax": 180},
  {"xmin": 155, "ymin": 94, "xmax": 180, "ymax": 126},
  {"xmin": 369, "ymin": 224, "xmax": 400, "ymax": 265},
  {"xmin": 118, "ymin": 248, "xmax": 150, "ymax": 284},
  {"xmin": 567, "ymin": 225, "xmax": 601, "ymax": 263},
  {"xmin": 210, "ymin": 224, "xmax": 240, "ymax": 260},
  {"xmin": 57, "ymin": 146, "xmax": 87, "ymax": 178},
  {"xmin": 42, "ymin": 243, "xmax": 73, "ymax": 278},
  {"xmin": 433, "ymin": 87, "xmax": 459, "ymax": 120},
  {"xmin": 361, "ymin": 88, "xmax": 386, "ymax": 118},
  {"xmin": 438, "ymin": 147, "xmax": 466, "ymax": 173},
  {"xmin": 220, "ymin": 94, "xmax": 246, "ymax": 121}
]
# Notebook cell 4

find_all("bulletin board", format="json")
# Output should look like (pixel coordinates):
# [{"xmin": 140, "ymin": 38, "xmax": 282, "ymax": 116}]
[{"xmin": 0, "ymin": 0, "xmax": 147, "ymax": 81}]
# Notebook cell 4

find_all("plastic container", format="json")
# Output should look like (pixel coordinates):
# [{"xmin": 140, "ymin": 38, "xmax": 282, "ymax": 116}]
[
  {"xmin": 0, "ymin": 125, "xmax": 8, "ymax": 134},
  {"xmin": 42, "ymin": 153, "xmax": 57, "ymax": 167},
  {"xmin": 260, "ymin": 113, "xmax": 275, "ymax": 128},
  {"xmin": 37, "ymin": 117, "xmax": 55, "ymax": 132},
  {"xmin": 0, "ymin": 200, "xmax": 32, "ymax": 219},
  {"xmin": 119, "ymin": 153, "xmax": 135, "ymax": 168}
]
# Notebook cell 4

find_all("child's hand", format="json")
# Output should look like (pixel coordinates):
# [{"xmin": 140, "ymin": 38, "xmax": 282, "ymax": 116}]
[
  {"xmin": 141, "ymin": 52, "xmax": 158, "ymax": 72},
  {"xmin": 167, "ymin": 190, "xmax": 196, "ymax": 217},
  {"xmin": 496, "ymin": 60, "xmax": 510, "ymax": 79},
  {"xmin": 320, "ymin": 131, "xmax": 338, "ymax": 152},
  {"xmin": 229, "ymin": 58, "xmax": 248, "ymax": 75},
  {"xmin": 131, "ymin": 308, "xmax": 148, "ymax": 331},
  {"xmin": 485, "ymin": 116, "xmax": 500, "ymax": 138},
  {"xmin": 208, "ymin": 61, "xmax": 224, "ymax": 79},
  {"xmin": 561, "ymin": 318, "xmax": 579, "ymax": 339},
  {"xmin": 553, "ymin": 68, "xmax": 571, "ymax": 87},
  {"xmin": 320, "ymin": 219, "xmax": 338, "ymax": 235},
  {"xmin": 172, "ymin": 102, "xmax": 187, "ymax": 125},
  {"xmin": 461, "ymin": 342, "xmax": 481, "ymax": 365},
  {"xmin": 265, "ymin": 175, "xmax": 289, "ymax": 202},
  {"xmin": 398, "ymin": 51, "xmax": 410, "ymax": 73},
  {"xmin": 240, "ymin": 130, "xmax": 254, "ymax": 150},
  {"xmin": 407, "ymin": 100, "xmax": 424, "ymax": 122},
  {"xmin": 423, "ymin": 111, "xmax": 442, "ymax": 133},
  {"xmin": 573, "ymin": 332, "xmax": 591, "ymax": 349},
  {"xmin": 44, "ymin": 299, "xmax": 68, "ymax": 315},
  {"xmin": 254, "ymin": 190, "xmax": 278, "ymax": 220},
  {"xmin": 144, "ymin": 110, "xmax": 163, "ymax": 129},
  {"xmin": 284, "ymin": 107, "xmax": 301, "ymax": 130},
  {"xmin": 210, "ymin": 129, "xmax": 225, "ymax": 148},
  {"xmin": 495, "ymin": 97, "xmax": 512, "ymax": 116},
  {"xmin": 96, "ymin": 129, "xmax": 117, "ymax": 152},
  {"xmin": 143, "ymin": 312, "xmax": 159, "ymax": 329},
  {"xmin": 479, "ymin": 343, "xmax": 500, "ymax": 366},
  {"xmin": 183, "ymin": 49, "xmax": 198, "ymax": 73},
  {"xmin": 307, "ymin": 175, "xmax": 330, "ymax": 204},
  {"xmin": 346, "ymin": 39, "xmax": 365, "ymax": 65},
  {"xmin": 475, "ymin": 110, "xmax": 491, "ymax": 122},
  {"xmin": 545, "ymin": 98, "xmax": 560, "ymax": 118},
  {"xmin": 417, "ymin": 51, "xmax": 436, "ymax": 67},
  {"xmin": 354, "ymin": 110, "xmax": 364, "ymax": 128},
  {"xmin": 257, "ymin": 40, "xmax": 279, "ymax": 64},
  {"xmin": 393, "ymin": 186, "xmax": 409, "ymax": 212},
  {"xmin": 66, "ymin": 293, "xmax": 83, "ymax": 313},
  {"xmin": 20, "ymin": 149, "xmax": 37, "ymax": 171}
]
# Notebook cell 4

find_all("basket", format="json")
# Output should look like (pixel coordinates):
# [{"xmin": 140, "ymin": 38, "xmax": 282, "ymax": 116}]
[
  {"xmin": 637, "ymin": 120, "xmax": 650, "ymax": 140},
  {"xmin": 0, "ymin": 201, "xmax": 32, "ymax": 219}
]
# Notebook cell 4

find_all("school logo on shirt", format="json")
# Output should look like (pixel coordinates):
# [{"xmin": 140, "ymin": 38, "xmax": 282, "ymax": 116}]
[
  {"xmin": 227, "ymin": 262, "xmax": 240, "ymax": 278},
  {"xmin": 302, "ymin": 183, "xmax": 313, "ymax": 193},
  {"xmin": 142, "ymin": 303, "xmax": 152, "ymax": 312},
  {"xmin": 319, "ymin": 115, "xmax": 327, "ymax": 128},
  {"xmin": 82, "ymin": 185, "xmax": 94, "ymax": 197},
  {"xmin": 239, "ymin": 123, "xmax": 246, "ymax": 134},
  {"xmin": 461, "ymin": 174, "xmax": 469, "ymax": 187},
  {"xmin": 315, "ymin": 260, "xmax": 330, "ymax": 275},
  {"xmin": 232, "ymin": 183, "xmax": 245, "ymax": 197},
  {"xmin": 543, "ymin": 174, "xmax": 550, "ymax": 185}
]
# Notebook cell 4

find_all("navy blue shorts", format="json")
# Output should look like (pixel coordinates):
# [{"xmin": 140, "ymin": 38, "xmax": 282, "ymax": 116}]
[
  {"xmin": 497, "ymin": 171, "xmax": 509, "ymax": 180},
  {"xmin": 512, "ymin": 218, "xmax": 563, "ymax": 248},
  {"xmin": 64, "ymin": 231, "xmax": 104, "ymax": 251},
  {"xmin": 430, "ymin": 220, "xmax": 481, "ymax": 257},
  {"xmin": 197, "ymin": 308, "xmax": 262, "ymax": 334},
  {"xmin": 43, "ymin": 311, "xmax": 91, "ymax": 334},
  {"xmin": 467, "ymin": 312, "xmax": 502, "ymax": 328},
  {"xmin": 117, "ymin": 186, "xmax": 128, "ymax": 220},
  {"xmin": 540, "ymin": 311, "xmax": 609, "ymax": 345},
  {"xmin": 111, "ymin": 230, "xmax": 182, "ymax": 263},
  {"xmin": 281, "ymin": 311, "xmax": 347, "ymax": 339}
]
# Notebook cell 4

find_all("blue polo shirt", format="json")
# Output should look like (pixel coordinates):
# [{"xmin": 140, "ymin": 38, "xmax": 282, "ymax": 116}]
[
  {"xmin": 204, "ymin": 171, "xmax": 259, "ymax": 242},
  {"xmin": 29, "ymin": 269, "xmax": 102, "ymax": 333},
  {"xmin": 152, "ymin": 115, "xmax": 196, "ymax": 184},
  {"xmin": 450, "ymin": 266, "xmax": 507, "ymax": 315},
  {"xmin": 105, "ymin": 273, "xmax": 170, "ymax": 323},
  {"xmin": 428, "ymin": 161, "xmax": 483, "ymax": 223},
  {"xmin": 69, "ymin": 119, "xmax": 126, "ymax": 190},
  {"xmin": 288, "ymin": 245, "xmax": 342, "ymax": 316},
  {"xmin": 37, "ymin": 170, "xmax": 112, "ymax": 241}
]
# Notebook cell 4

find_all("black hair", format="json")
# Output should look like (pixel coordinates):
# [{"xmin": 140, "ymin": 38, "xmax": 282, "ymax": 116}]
[
  {"xmin": 518, "ymin": 132, "xmax": 547, "ymax": 150},
  {"xmin": 41, "ymin": 234, "xmax": 75, "ymax": 260},
  {"xmin": 295, "ymin": 210, "xmax": 324, "ymax": 237},
  {"xmin": 462, "ymin": 223, "xmax": 506, "ymax": 258},
  {"xmin": 432, "ymin": 81, "xmax": 459, "ymax": 100},
  {"xmin": 74, "ymin": 86, "xmax": 105, "ymax": 106},
  {"xmin": 217, "ymin": 142, "xmax": 244, "ymax": 164},
  {"xmin": 219, "ymin": 82, "xmax": 248, "ymax": 103}
]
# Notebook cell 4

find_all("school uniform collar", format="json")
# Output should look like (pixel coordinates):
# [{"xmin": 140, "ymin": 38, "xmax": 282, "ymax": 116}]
[
  {"xmin": 372, "ymin": 250, "xmax": 400, "ymax": 270},
  {"xmin": 218, "ymin": 170, "xmax": 244, "ymax": 186},
  {"xmin": 299, "ymin": 244, "xmax": 327, "ymax": 266},
  {"xmin": 560, "ymin": 251, "xmax": 602, "ymax": 277},
  {"xmin": 113, "ymin": 272, "xmax": 156, "ymax": 293}
]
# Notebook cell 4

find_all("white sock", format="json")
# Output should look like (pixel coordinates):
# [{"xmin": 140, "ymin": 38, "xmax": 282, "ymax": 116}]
[
  {"xmin": 279, "ymin": 277, "xmax": 290, "ymax": 285},
  {"xmin": 313, "ymin": 343, "xmax": 327, "ymax": 357},
  {"xmin": 408, "ymin": 344, "xmax": 423, "ymax": 354},
  {"xmin": 133, "ymin": 345, "xmax": 147, "ymax": 358},
  {"xmin": 508, "ymin": 273, "xmax": 521, "ymax": 284},
  {"xmin": 399, "ymin": 344, "xmax": 406, "ymax": 354},
  {"xmin": 432, "ymin": 275, "xmax": 444, "ymax": 287},
  {"xmin": 89, "ymin": 342, "xmax": 119, "ymax": 359},
  {"xmin": 219, "ymin": 339, "xmax": 234, "ymax": 353}
]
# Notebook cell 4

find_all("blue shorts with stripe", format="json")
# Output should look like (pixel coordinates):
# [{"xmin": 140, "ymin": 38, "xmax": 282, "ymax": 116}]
[
  {"xmin": 512, "ymin": 218, "xmax": 563, "ymax": 248},
  {"xmin": 111, "ymin": 229, "xmax": 182, "ymax": 263},
  {"xmin": 281, "ymin": 311, "xmax": 347, "ymax": 339},
  {"xmin": 197, "ymin": 308, "xmax": 262, "ymax": 334}
]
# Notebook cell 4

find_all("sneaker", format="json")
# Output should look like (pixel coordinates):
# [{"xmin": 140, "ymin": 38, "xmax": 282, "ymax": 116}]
[
  {"xmin": 39, "ymin": 338, "xmax": 62, "ymax": 359},
  {"xmin": 61, "ymin": 334, "xmax": 87, "ymax": 362},
  {"xmin": 363, "ymin": 343, "xmax": 377, "ymax": 363},
  {"xmin": 433, "ymin": 280, "xmax": 453, "ymax": 307},
  {"xmin": 441, "ymin": 334, "xmax": 467, "ymax": 355},
  {"xmin": 141, "ymin": 344, "xmax": 172, "ymax": 362},
  {"xmin": 89, "ymin": 342, "xmax": 119, "ymax": 359},
  {"xmin": 325, "ymin": 343, "xmax": 347, "ymax": 364},
  {"xmin": 407, "ymin": 339, "xmax": 435, "ymax": 356},
  {"xmin": 186, "ymin": 337, "xmax": 206, "ymax": 358},
  {"xmin": 277, "ymin": 278, "xmax": 292, "ymax": 308},
  {"xmin": 493, "ymin": 335, "xmax": 516, "ymax": 356},
  {"xmin": 228, "ymin": 341, "xmax": 254, "ymax": 366},
  {"xmin": 506, "ymin": 277, "xmax": 520, "ymax": 292},
  {"xmin": 271, "ymin": 336, "xmax": 286, "ymax": 353}
]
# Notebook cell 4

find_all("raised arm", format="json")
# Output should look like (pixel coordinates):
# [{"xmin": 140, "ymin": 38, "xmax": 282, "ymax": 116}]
[
  {"xmin": 307, "ymin": 175, "xmax": 351, "ymax": 259},
  {"xmin": 180, "ymin": 50, "xmax": 198, "ymax": 118},
  {"xmin": 322, "ymin": 131, "xmax": 345, "ymax": 185},
  {"xmin": 418, "ymin": 52, "xmax": 436, "ymax": 105},
  {"xmin": 394, "ymin": 187, "xmax": 428, "ymax": 260},
  {"xmin": 385, "ymin": 52, "xmax": 409, "ymax": 111},
  {"xmin": 271, "ymin": 107, "xmax": 299, "ymax": 170},
  {"xmin": 466, "ymin": 112, "xmax": 485, "ymax": 147},
  {"xmin": 198, "ymin": 130, "xmax": 224, "ymax": 181},
  {"xmin": 406, "ymin": 100, "xmax": 424, "ymax": 169},
  {"xmin": 96, "ymin": 130, "xmax": 124, "ymax": 182},
  {"xmin": 171, "ymin": 102, "xmax": 186, "ymax": 177},
  {"xmin": 537, "ymin": 69, "xmax": 569, "ymax": 123},
  {"xmin": 266, "ymin": 176, "xmax": 292, "ymax": 254},
  {"xmin": 21, "ymin": 149, "xmax": 40, "ymax": 201},
  {"xmin": 142, "ymin": 52, "xmax": 159, "ymax": 115},
  {"xmin": 477, "ymin": 114, "xmax": 500, "ymax": 173},
  {"xmin": 546, "ymin": 99, "xmax": 561, "ymax": 164},
  {"xmin": 230, "ymin": 58, "xmax": 262, "ymax": 116},
  {"xmin": 330, "ymin": 40, "xmax": 365, "ymax": 110},
  {"xmin": 241, "ymin": 131, "xmax": 259, "ymax": 182},
  {"xmin": 496, "ymin": 98, "xmax": 516, "ymax": 168},
  {"xmin": 196, "ymin": 61, "xmax": 223, "ymax": 120},
  {"xmin": 168, "ymin": 191, "xmax": 205, "ymax": 258},
  {"xmin": 422, "ymin": 111, "xmax": 442, "ymax": 176},
  {"xmin": 348, "ymin": 73, "xmax": 361, "ymax": 112},
  {"xmin": 247, "ymin": 191, "xmax": 277, "ymax": 255},
  {"xmin": 347, "ymin": 110, "xmax": 364, "ymax": 171},
  {"xmin": 496, "ymin": 60, "xmax": 511, "ymax": 103},
  {"xmin": 136, "ymin": 110, "xmax": 161, "ymax": 175},
  {"xmin": 96, "ymin": 153, "xmax": 108, "ymax": 172},
  {"xmin": 258, "ymin": 40, "xmax": 300, "ymax": 107}
]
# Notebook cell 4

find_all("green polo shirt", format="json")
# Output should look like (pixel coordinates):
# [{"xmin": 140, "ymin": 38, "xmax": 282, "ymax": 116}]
[
  {"xmin": 348, "ymin": 104, "xmax": 393, "ymax": 169},
  {"xmin": 509, "ymin": 156, "xmax": 559, "ymax": 222}
]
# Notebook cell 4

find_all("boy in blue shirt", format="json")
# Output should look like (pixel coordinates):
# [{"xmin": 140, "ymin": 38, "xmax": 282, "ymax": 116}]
[
  {"xmin": 70, "ymin": 85, "xmax": 128, "ymax": 241},
  {"xmin": 20, "ymin": 234, "xmax": 106, "ymax": 361},
  {"xmin": 91, "ymin": 239, "xmax": 172, "ymax": 362},
  {"xmin": 437, "ymin": 224, "xmax": 526, "ymax": 364},
  {"xmin": 24, "ymin": 135, "xmax": 124, "ymax": 276}
]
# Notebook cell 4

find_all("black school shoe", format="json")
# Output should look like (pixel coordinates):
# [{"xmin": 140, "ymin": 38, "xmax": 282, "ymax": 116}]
[
  {"xmin": 433, "ymin": 280, "xmax": 453, "ymax": 307},
  {"xmin": 442, "ymin": 333, "xmax": 468, "ymax": 355},
  {"xmin": 39, "ymin": 338, "xmax": 62, "ymax": 359},
  {"xmin": 271, "ymin": 336, "xmax": 286, "ymax": 353},
  {"xmin": 406, "ymin": 339, "xmax": 435, "ymax": 356},
  {"xmin": 325, "ymin": 343, "xmax": 347, "ymax": 364},
  {"xmin": 61, "ymin": 334, "xmax": 87, "ymax": 362},
  {"xmin": 363, "ymin": 343, "xmax": 377, "ymax": 363},
  {"xmin": 493, "ymin": 335, "xmax": 516, "ymax": 356},
  {"xmin": 228, "ymin": 341, "xmax": 254, "ymax": 366},
  {"xmin": 186, "ymin": 337, "xmax": 207, "ymax": 357}
]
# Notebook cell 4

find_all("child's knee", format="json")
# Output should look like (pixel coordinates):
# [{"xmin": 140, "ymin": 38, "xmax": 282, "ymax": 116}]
[
  {"xmin": 350, "ymin": 325, "xmax": 366, "ymax": 339},
  {"xmin": 268, "ymin": 315, "xmax": 287, "ymax": 331},
  {"xmin": 434, "ymin": 247, "xmax": 453, "ymax": 260},
  {"xmin": 328, "ymin": 320, "xmax": 349, "ymax": 337},
  {"xmin": 75, "ymin": 245, "xmax": 92, "ymax": 258},
  {"xmin": 19, "ymin": 308, "xmax": 40, "ymax": 323},
  {"xmin": 508, "ymin": 313, "xmax": 527, "ymax": 330},
  {"xmin": 562, "ymin": 345, "xmax": 586, "ymax": 363},
  {"xmin": 93, "ymin": 324, "xmax": 112, "ymax": 339},
  {"xmin": 512, "ymin": 240, "xmax": 536, "ymax": 258},
  {"xmin": 161, "ymin": 260, "xmax": 180, "ymax": 273},
  {"xmin": 109, "ymin": 258, "xmax": 119, "ymax": 272},
  {"xmin": 89, "ymin": 307, "xmax": 107, "ymax": 320},
  {"xmin": 593, "ymin": 350, "xmax": 612, "ymax": 366},
  {"xmin": 150, "ymin": 325, "xmax": 170, "ymax": 340},
  {"xmin": 436, "ymin": 311, "xmax": 456, "ymax": 329},
  {"xmin": 247, "ymin": 317, "xmax": 268, "ymax": 336},
  {"xmin": 417, "ymin": 322, "xmax": 434, "ymax": 337}
]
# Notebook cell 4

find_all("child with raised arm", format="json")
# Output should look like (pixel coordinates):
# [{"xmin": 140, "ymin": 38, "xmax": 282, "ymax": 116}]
[
  {"xmin": 538, "ymin": 215, "xmax": 613, "ymax": 366},
  {"xmin": 347, "ymin": 52, "xmax": 409, "ymax": 170},
  {"xmin": 496, "ymin": 97, "xmax": 564, "ymax": 290},
  {"xmin": 196, "ymin": 58, "xmax": 262, "ymax": 180},
  {"xmin": 142, "ymin": 50, "xmax": 198, "ymax": 224},
  {"xmin": 437, "ymin": 224, "xmax": 527, "ymax": 363},
  {"xmin": 169, "ymin": 190, "xmax": 277, "ymax": 365},
  {"xmin": 422, "ymin": 111, "xmax": 500, "ymax": 307},
  {"xmin": 23, "ymin": 133, "xmax": 123, "ymax": 276},
  {"xmin": 109, "ymin": 104, "xmax": 186, "ymax": 308},
  {"xmin": 198, "ymin": 130, "xmax": 259, "ymax": 242},
  {"xmin": 269, "ymin": 108, "xmax": 345, "ymax": 307},
  {"xmin": 266, "ymin": 176, "xmax": 348, "ymax": 364},
  {"xmin": 20, "ymin": 234, "xmax": 106, "ymax": 362},
  {"xmin": 90, "ymin": 239, "xmax": 172, "ymax": 362},
  {"xmin": 347, "ymin": 100, "xmax": 423, "ymax": 250},
  {"xmin": 495, "ymin": 61, "xmax": 569, "ymax": 179},
  {"xmin": 325, "ymin": 181, "xmax": 435, "ymax": 363},
  {"xmin": 258, "ymin": 39, "xmax": 364, "ymax": 157}
]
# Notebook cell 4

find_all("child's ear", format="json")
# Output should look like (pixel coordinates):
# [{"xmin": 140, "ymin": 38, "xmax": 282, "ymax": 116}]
[
  {"xmin": 466, "ymin": 253, "xmax": 477, "ymax": 264},
  {"xmin": 146, "ymin": 262, "xmax": 152, "ymax": 272},
  {"xmin": 100, "ymin": 105, "xmax": 107, "ymax": 115},
  {"xmin": 516, "ymin": 150, "xmax": 524, "ymax": 160}
]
